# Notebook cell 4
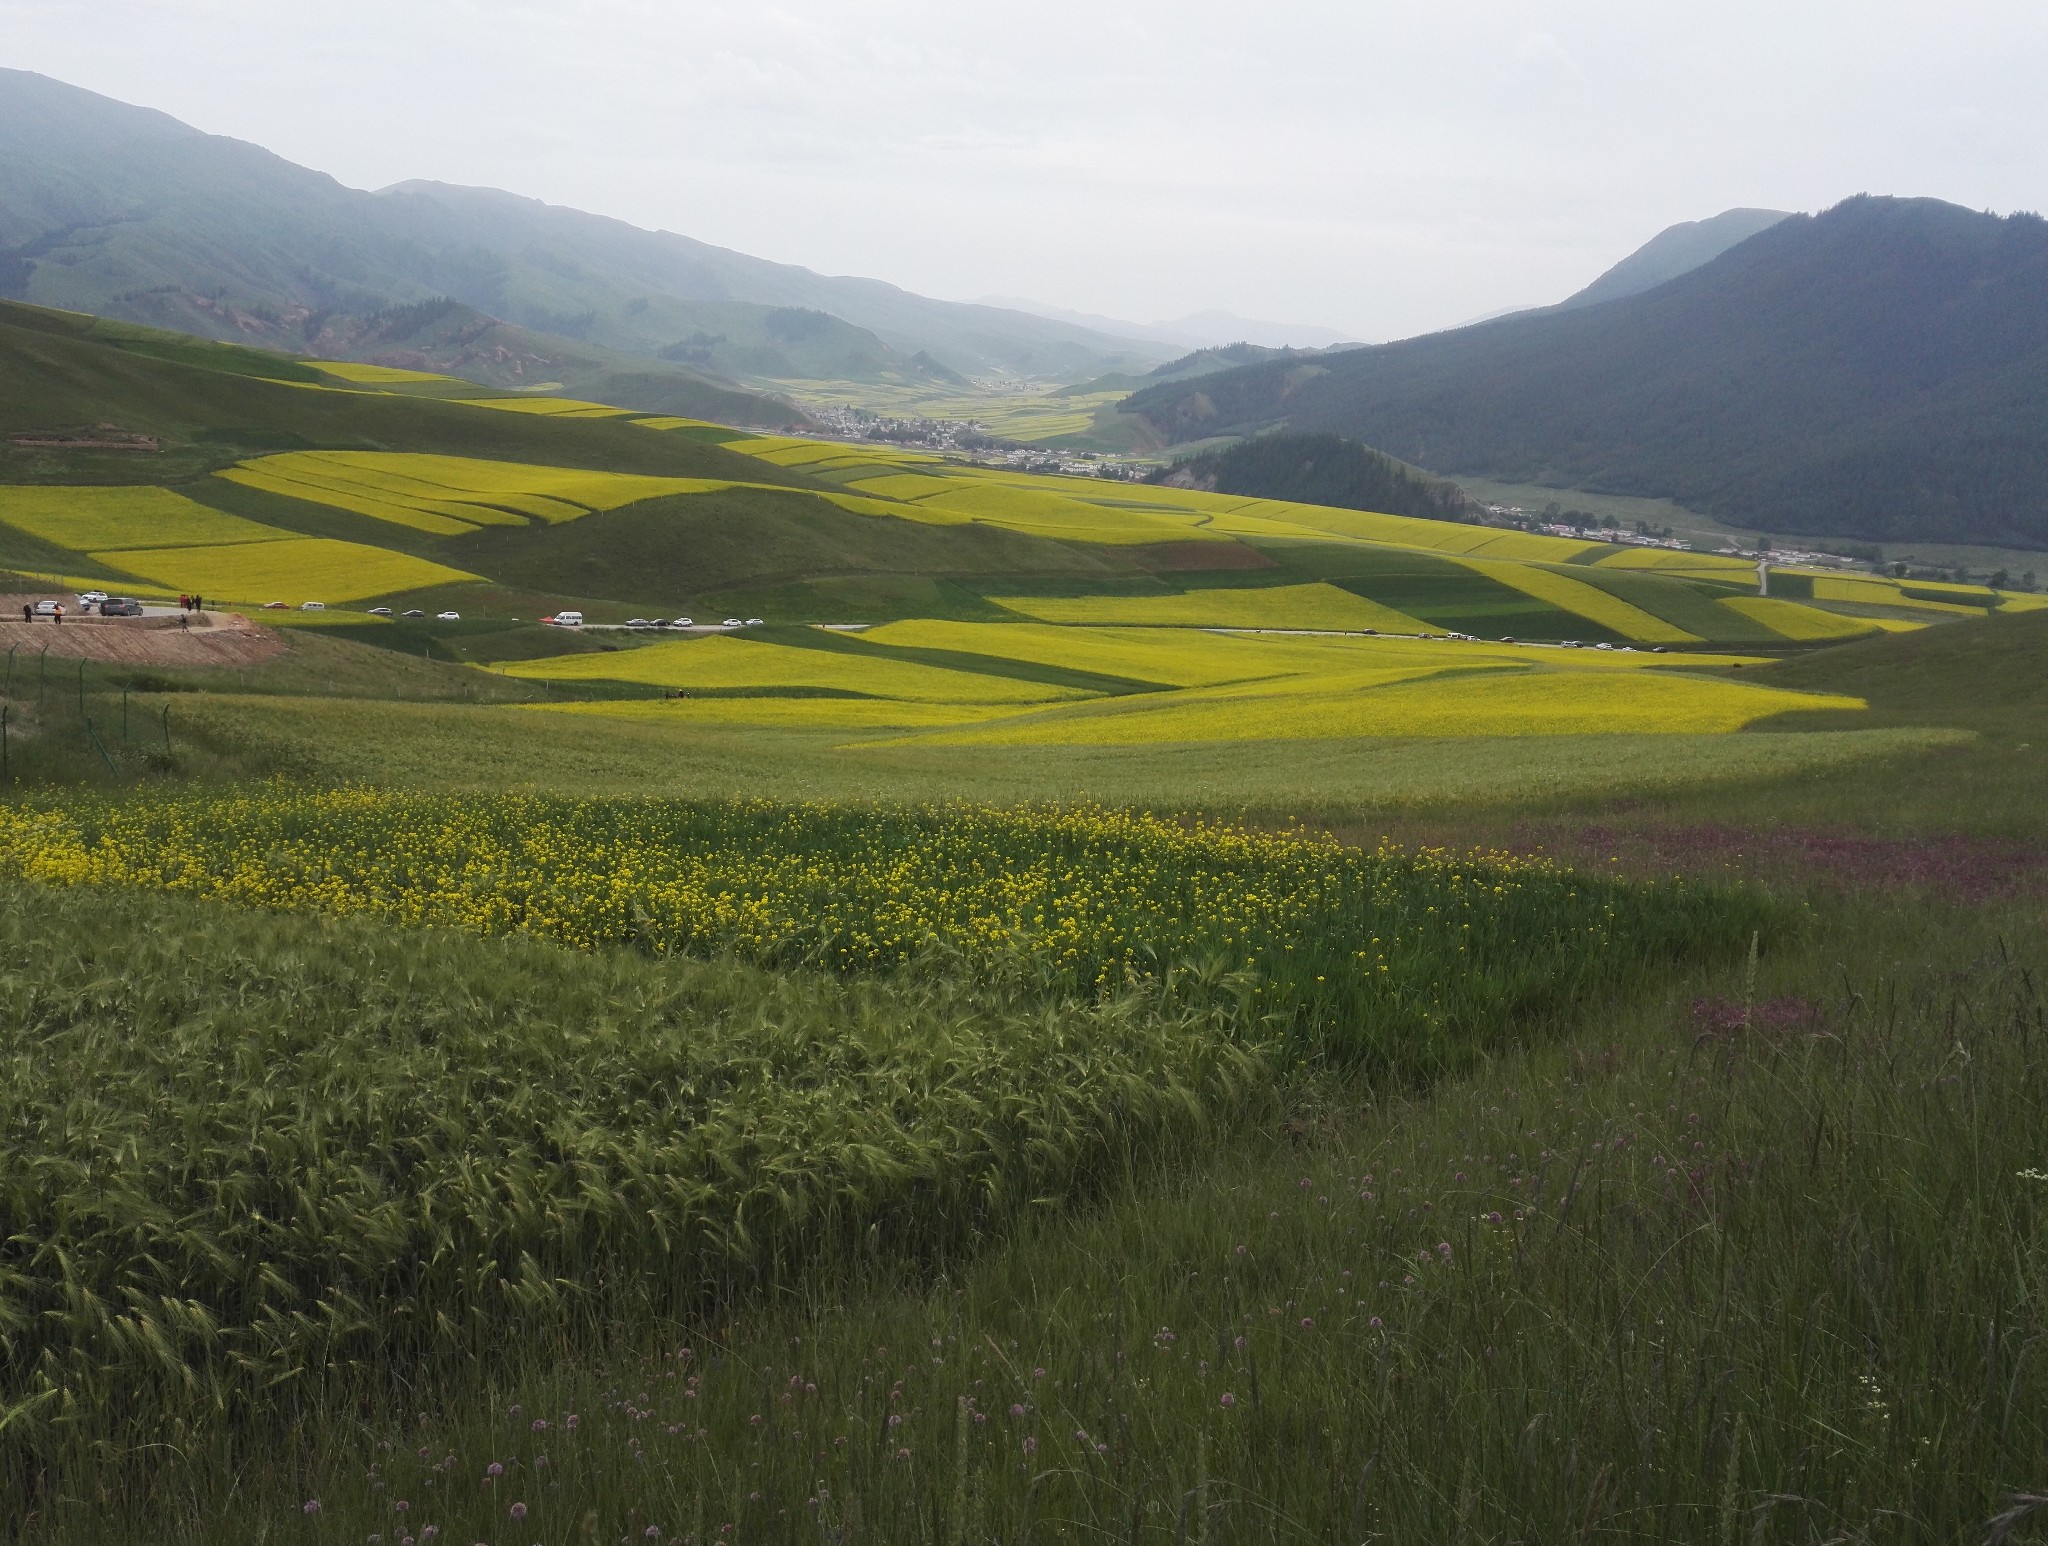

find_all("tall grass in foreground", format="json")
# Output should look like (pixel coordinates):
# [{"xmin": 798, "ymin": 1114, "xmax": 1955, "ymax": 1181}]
[
  {"xmin": 0, "ymin": 800, "xmax": 1759, "ymax": 1515},
  {"xmin": 187, "ymin": 908, "xmax": 2045, "ymax": 1546}
]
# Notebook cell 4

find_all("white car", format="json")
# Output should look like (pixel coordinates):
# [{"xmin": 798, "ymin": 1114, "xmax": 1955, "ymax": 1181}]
[
  {"xmin": 721, "ymin": 618, "xmax": 744, "ymax": 628},
  {"xmin": 79, "ymin": 590, "xmax": 108, "ymax": 607},
  {"xmin": 33, "ymin": 599, "xmax": 60, "ymax": 616},
  {"xmin": 744, "ymin": 617, "xmax": 764, "ymax": 627},
  {"xmin": 549, "ymin": 610, "xmax": 584, "ymax": 627},
  {"xmin": 669, "ymin": 617, "xmax": 694, "ymax": 629},
  {"xmin": 367, "ymin": 606, "xmax": 393, "ymax": 616},
  {"xmin": 436, "ymin": 611, "xmax": 461, "ymax": 621}
]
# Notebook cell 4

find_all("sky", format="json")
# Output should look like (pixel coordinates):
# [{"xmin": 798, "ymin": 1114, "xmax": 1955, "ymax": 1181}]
[{"xmin": 4, "ymin": 0, "xmax": 2046, "ymax": 342}]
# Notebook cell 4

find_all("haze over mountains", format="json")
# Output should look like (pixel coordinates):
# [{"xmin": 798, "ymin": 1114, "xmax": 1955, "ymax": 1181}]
[
  {"xmin": 0, "ymin": 70, "xmax": 1169, "ymax": 397},
  {"xmin": 1128, "ymin": 197, "xmax": 2048, "ymax": 549}
]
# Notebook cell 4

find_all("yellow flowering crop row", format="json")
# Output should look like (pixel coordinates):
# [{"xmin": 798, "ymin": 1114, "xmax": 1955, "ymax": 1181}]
[
  {"xmin": 0, "ymin": 790, "xmax": 1761, "ymax": 1071},
  {"xmin": 0, "ymin": 485, "xmax": 288, "ymax": 550}
]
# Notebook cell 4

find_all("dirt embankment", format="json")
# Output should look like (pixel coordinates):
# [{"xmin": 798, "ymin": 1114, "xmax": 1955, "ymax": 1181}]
[{"xmin": 0, "ymin": 598, "xmax": 286, "ymax": 667}]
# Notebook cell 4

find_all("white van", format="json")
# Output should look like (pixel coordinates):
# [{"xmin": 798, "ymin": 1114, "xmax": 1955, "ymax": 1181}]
[{"xmin": 550, "ymin": 610, "xmax": 585, "ymax": 627}]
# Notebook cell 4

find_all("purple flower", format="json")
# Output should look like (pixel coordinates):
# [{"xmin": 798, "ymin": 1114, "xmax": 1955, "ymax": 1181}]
[
  {"xmin": 563, "ymin": 1414, "xmax": 579, "ymax": 1431},
  {"xmin": 1010, "ymin": 1403, "xmax": 1026, "ymax": 1418},
  {"xmin": 531, "ymin": 1418, "xmax": 548, "ymax": 1432},
  {"xmin": 1022, "ymin": 1436, "xmax": 1038, "ymax": 1455},
  {"xmin": 486, "ymin": 1462, "xmax": 503, "ymax": 1478},
  {"xmin": 301, "ymin": 1499, "xmax": 321, "ymax": 1515},
  {"xmin": 1437, "ymin": 1241, "xmax": 1453, "ymax": 1259},
  {"xmin": 1368, "ymin": 1316, "xmax": 1384, "ymax": 1330},
  {"xmin": 1219, "ymin": 1393, "xmax": 1236, "ymax": 1408},
  {"xmin": 509, "ymin": 1502, "xmax": 527, "ymax": 1520}
]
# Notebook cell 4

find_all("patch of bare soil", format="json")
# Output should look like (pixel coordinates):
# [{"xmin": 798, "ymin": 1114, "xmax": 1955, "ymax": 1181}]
[{"xmin": 0, "ymin": 600, "xmax": 285, "ymax": 668}]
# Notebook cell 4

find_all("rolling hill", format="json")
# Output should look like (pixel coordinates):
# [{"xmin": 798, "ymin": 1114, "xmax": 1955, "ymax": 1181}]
[
  {"xmin": 0, "ymin": 69, "xmax": 1170, "ymax": 389},
  {"xmin": 1123, "ymin": 197, "xmax": 2048, "ymax": 550},
  {"xmin": 8, "ymin": 298, "xmax": 2041, "ymax": 664}
]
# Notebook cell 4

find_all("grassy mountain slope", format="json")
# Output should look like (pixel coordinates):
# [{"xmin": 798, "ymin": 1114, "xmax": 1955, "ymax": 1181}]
[
  {"xmin": 1560, "ymin": 207, "xmax": 1791, "ymax": 309},
  {"xmin": 0, "ymin": 301, "xmax": 799, "ymax": 485},
  {"xmin": 0, "ymin": 70, "xmax": 1167, "ymax": 383},
  {"xmin": 1149, "ymin": 432, "xmax": 1472, "ymax": 523},
  {"xmin": 1125, "ymin": 197, "xmax": 2048, "ymax": 550}
]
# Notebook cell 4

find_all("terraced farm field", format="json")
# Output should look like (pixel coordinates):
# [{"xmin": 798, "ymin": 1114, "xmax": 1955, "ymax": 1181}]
[
  {"xmin": 1005, "ymin": 582, "xmax": 1430, "ymax": 632},
  {"xmin": 498, "ymin": 632, "xmax": 1087, "ymax": 703},
  {"xmin": 97, "ymin": 536, "xmax": 476, "ymax": 604},
  {"xmin": 901, "ymin": 664, "xmax": 1863, "ymax": 746},
  {"xmin": 0, "ymin": 485, "xmax": 287, "ymax": 549},
  {"xmin": 220, "ymin": 451, "xmax": 737, "ymax": 534}
]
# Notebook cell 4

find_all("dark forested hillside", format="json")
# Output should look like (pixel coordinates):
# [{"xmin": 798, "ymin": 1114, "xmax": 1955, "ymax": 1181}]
[
  {"xmin": 1150, "ymin": 432, "xmax": 1471, "ymax": 522},
  {"xmin": 1123, "ymin": 197, "xmax": 2048, "ymax": 549}
]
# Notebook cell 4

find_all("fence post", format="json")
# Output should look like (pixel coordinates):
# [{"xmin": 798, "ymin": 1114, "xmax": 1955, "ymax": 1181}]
[
  {"xmin": 3, "ymin": 642, "xmax": 17, "ymax": 697},
  {"xmin": 77, "ymin": 658, "xmax": 87, "ymax": 717},
  {"xmin": 38, "ymin": 646, "xmax": 49, "ymax": 705},
  {"xmin": 85, "ymin": 716, "xmax": 117, "ymax": 775},
  {"xmin": 161, "ymin": 704, "xmax": 172, "ymax": 754},
  {"xmin": 122, "ymin": 687, "xmax": 130, "ymax": 741},
  {"xmin": 1, "ymin": 704, "xmax": 9, "ymax": 783}
]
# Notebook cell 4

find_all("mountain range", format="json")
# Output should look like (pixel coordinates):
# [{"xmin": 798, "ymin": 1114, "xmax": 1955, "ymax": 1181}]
[
  {"xmin": 1126, "ymin": 197, "xmax": 2048, "ymax": 549},
  {"xmin": 0, "ymin": 69, "xmax": 1170, "ymax": 402}
]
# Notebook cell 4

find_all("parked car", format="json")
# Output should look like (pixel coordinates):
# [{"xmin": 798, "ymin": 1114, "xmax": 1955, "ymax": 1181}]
[
  {"xmin": 669, "ymin": 617, "xmax": 694, "ymax": 629},
  {"xmin": 721, "ymin": 618, "xmax": 744, "ymax": 628},
  {"xmin": 33, "ymin": 599, "xmax": 60, "ymax": 616},
  {"xmin": 263, "ymin": 600, "xmax": 290, "ymax": 610},
  {"xmin": 402, "ymin": 609, "xmax": 426, "ymax": 618},
  {"xmin": 300, "ymin": 601, "xmax": 326, "ymax": 611},
  {"xmin": 436, "ymin": 611, "xmax": 461, "ymax": 621},
  {"xmin": 100, "ymin": 597, "xmax": 144, "ymax": 617},
  {"xmin": 78, "ymin": 590, "xmax": 108, "ymax": 609},
  {"xmin": 367, "ymin": 606, "xmax": 393, "ymax": 616},
  {"xmin": 745, "ymin": 618, "xmax": 764, "ymax": 627},
  {"xmin": 626, "ymin": 617, "xmax": 653, "ymax": 629},
  {"xmin": 548, "ymin": 610, "xmax": 584, "ymax": 627}
]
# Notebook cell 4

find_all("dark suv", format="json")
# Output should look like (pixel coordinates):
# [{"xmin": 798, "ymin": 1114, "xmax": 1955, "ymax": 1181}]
[{"xmin": 99, "ymin": 597, "xmax": 145, "ymax": 617}]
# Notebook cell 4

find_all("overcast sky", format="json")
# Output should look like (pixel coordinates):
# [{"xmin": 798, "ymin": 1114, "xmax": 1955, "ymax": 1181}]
[{"xmin": 5, "ymin": 0, "xmax": 2045, "ymax": 340}]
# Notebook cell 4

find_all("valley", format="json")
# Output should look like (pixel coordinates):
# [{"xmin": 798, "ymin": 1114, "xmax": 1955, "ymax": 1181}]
[{"xmin": 1, "ymin": 51, "xmax": 2045, "ymax": 1546}]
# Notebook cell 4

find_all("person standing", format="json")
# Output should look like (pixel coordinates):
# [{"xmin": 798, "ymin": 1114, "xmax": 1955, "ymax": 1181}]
[{"xmin": 53, "ymin": 603, "xmax": 63, "ymax": 626}]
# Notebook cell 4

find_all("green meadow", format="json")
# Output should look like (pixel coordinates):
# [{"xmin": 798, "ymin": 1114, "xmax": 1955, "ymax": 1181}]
[{"xmin": 1, "ymin": 302, "xmax": 2044, "ymax": 1544}]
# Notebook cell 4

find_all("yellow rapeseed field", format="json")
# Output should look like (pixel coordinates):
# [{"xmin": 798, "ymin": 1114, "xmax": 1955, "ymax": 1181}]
[
  {"xmin": 0, "ymin": 485, "xmax": 290, "ymax": 550},
  {"xmin": 1005, "ymin": 583, "xmax": 1431, "ymax": 634},
  {"xmin": 896, "ymin": 666, "xmax": 1862, "ymax": 746},
  {"xmin": 95, "ymin": 537, "xmax": 478, "ymax": 604},
  {"xmin": 452, "ymin": 396, "xmax": 635, "ymax": 418},
  {"xmin": 526, "ymin": 697, "xmax": 1021, "ymax": 729},
  {"xmin": 1458, "ymin": 559, "xmax": 1704, "ymax": 644},
  {"xmin": 220, "ymin": 452, "xmax": 737, "ymax": 533},
  {"xmin": 1811, "ymin": 576, "xmax": 1997, "ymax": 616},
  {"xmin": 498, "ymin": 633, "xmax": 1086, "ymax": 704},
  {"xmin": 311, "ymin": 361, "xmax": 461, "ymax": 384},
  {"xmin": 1719, "ymin": 596, "xmax": 1880, "ymax": 640}
]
